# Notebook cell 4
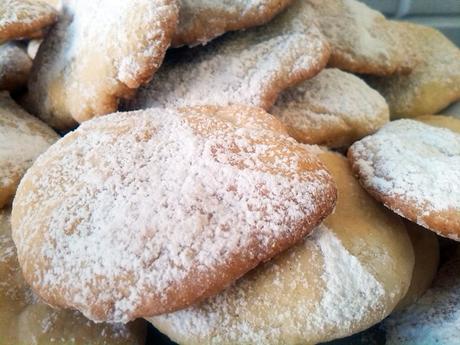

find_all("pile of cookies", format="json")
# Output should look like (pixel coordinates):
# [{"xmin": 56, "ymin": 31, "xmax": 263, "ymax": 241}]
[{"xmin": 1, "ymin": 0, "xmax": 460, "ymax": 344}]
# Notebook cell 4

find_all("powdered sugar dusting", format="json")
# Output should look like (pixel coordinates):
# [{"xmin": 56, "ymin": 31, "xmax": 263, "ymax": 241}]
[
  {"xmin": 151, "ymin": 224, "xmax": 385, "ymax": 344},
  {"xmin": 127, "ymin": 0, "xmax": 329, "ymax": 111},
  {"xmin": 13, "ymin": 107, "xmax": 334, "ymax": 323},
  {"xmin": 349, "ymin": 120, "xmax": 460, "ymax": 217}
]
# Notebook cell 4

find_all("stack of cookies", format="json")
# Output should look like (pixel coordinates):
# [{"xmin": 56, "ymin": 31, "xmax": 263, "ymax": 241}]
[{"xmin": 1, "ymin": 0, "xmax": 460, "ymax": 344}]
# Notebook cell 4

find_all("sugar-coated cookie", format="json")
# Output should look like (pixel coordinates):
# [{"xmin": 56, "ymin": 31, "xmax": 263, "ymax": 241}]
[
  {"xmin": 270, "ymin": 68, "xmax": 389, "ymax": 148},
  {"xmin": 0, "ymin": 43, "xmax": 32, "ymax": 91},
  {"xmin": 415, "ymin": 114, "xmax": 460, "ymax": 134},
  {"xmin": 126, "ymin": 0, "xmax": 330, "ymax": 112},
  {"xmin": 367, "ymin": 22, "xmax": 460, "ymax": 118},
  {"xmin": 24, "ymin": 0, "xmax": 179, "ymax": 130},
  {"xmin": 173, "ymin": 0, "xmax": 293, "ymax": 47},
  {"xmin": 0, "ymin": 92, "xmax": 58, "ymax": 209},
  {"xmin": 385, "ymin": 247, "xmax": 460, "ymax": 345},
  {"xmin": 303, "ymin": 0, "xmax": 415, "ymax": 76},
  {"xmin": 12, "ymin": 105, "xmax": 336, "ymax": 323},
  {"xmin": 0, "ymin": 209, "xmax": 146, "ymax": 345},
  {"xmin": 0, "ymin": 0, "xmax": 57, "ymax": 43},
  {"xmin": 348, "ymin": 119, "xmax": 460, "ymax": 240},
  {"xmin": 149, "ymin": 151, "xmax": 414, "ymax": 345}
]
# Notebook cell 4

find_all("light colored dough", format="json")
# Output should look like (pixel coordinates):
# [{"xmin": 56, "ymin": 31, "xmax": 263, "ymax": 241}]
[
  {"xmin": 0, "ymin": 92, "xmax": 58, "ymax": 209},
  {"xmin": 24, "ymin": 0, "xmax": 179, "ymax": 130},
  {"xmin": 126, "ymin": 0, "xmax": 330, "ymax": 112},
  {"xmin": 148, "ymin": 151, "xmax": 414, "ymax": 345},
  {"xmin": 12, "ymin": 105, "xmax": 336, "ymax": 323},
  {"xmin": 270, "ymin": 68, "xmax": 389, "ymax": 148},
  {"xmin": 0, "ymin": 43, "xmax": 32, "ymax": 91},
  {"xmin": 173, "ymin": 0, "xmax": 293, "ymax": 47}
]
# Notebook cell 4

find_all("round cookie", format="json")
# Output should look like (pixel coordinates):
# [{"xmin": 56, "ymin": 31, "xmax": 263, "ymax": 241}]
[
  {"xmin": 384, "ymin": 247, "xmax": 460, "ymax": 345},
  {"xmin": 0, "ymin": 43, "xmax": 32, "ymax": 91},
  {"xmin": 172, "ymin": 0, "xmax": 293, "ymax": 47},
  {"xmin": 24, "ymin": 0, "xmax": 179, "ymax": 130},
  {"xmin": 396, "ymin": 221, "xmax": 439, "ymax": 310},
  {"xmin": 0, "ymin": 209, "xmax": 146, "ymax": 345},
  {"xmin": 0, "ymin": 0, "xmax": 57, "ymax": 43},
  {"xmin": 12, "ymin": 105, "xmax": 336, "ymax": 323},
  {"xmin": 348, "ymin": 119, "xmax": 460, "ymax": 240},
  {"xmin": 0, "ymin": 92, "xmax": 59, "ymax": 209},
  {"xmin": 148, "ymin": 151, "xmax": 414, "ymax": 345},
  {"xmin": 270, "ymin": 68, "xmax": 389, "ymax": 148},
  {"xmin": 302, "ymin": 0, "xmax": 415, "ymax": 76},
  {"xmin": 367, "ymin": 22, "xmax": 460, "ymax": 118},
  {"xmin": 126, "ymin": 0, "xmax": 330, "ymax": 112}
]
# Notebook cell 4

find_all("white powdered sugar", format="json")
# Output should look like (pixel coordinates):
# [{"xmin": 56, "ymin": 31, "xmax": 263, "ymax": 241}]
[
  {"xmin": 151, "ymin": 224, "xmax": 385, "ymax": 344},
  {"xmin": 349, "ymin": 120, "xmax": 460, "ymax": 217},
  {"xmin": 127, "ymin": 0, "xmax": 329, "ymax": 111},
  {"xmin": 13, "ymin": 107, "xmax": 334, "ymax": 323}
]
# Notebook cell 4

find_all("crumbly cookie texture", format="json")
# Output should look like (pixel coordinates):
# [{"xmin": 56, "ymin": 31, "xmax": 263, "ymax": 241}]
[
  {"xmin": 0, "ymin": 43, "xmax": 32, "ymax": 91},
  {"xmin": 348, "ymin": 119, "xmax": 460, "ymax": 240},
  {"xmin": 0, "ymin": 92, "xmax": 59, "ymax": 209},
  {"xmin": 0, "ymin": 0, "xmax": 57, "ymax": 43},
  {"xmin": 302, "ymin": 0, "xmax": 416, "ymax": 76},
  {"xmin": 126, "ymin": 0, "xmax": 330, "ymax": 111},
  {"xmin": 367, "ymin": 22, "xmax": 460, "ymax": 118},
  {"xmin": 172, "ymin": 0, "xmax": 293, "ymax": 47},
  {"xmin": 270, "ymin": 68, "xmax": 389, "ymax": 148},
  {"xmin": 24, "ymin": 0, "xmax": 179, "ymax": 131},
  {"xmin": 0, "ymin": 209, "xmax": 146, "ymax": 345},
  {"xmin": 149, "ymin": 151, "xmax": 414, "ymax": 345},
  {"xmin": 12, "ymin": 105, "xmax": 336, "ymax": 323}
]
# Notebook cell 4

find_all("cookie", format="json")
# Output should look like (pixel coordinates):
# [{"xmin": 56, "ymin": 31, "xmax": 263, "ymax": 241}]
[
  {"xmin": 11, "ymin": 105, "xmax": 336, "ymax": 323},
  {"xmin": 0, "ymin": 0, "xmax": 57, "ymax": 43},
  {"xmin": 384, "ymin": 247, "xmax": 460, "ymax": 345},
  {"xmin": 348, "ymin": 119, "xmax": 460, "ymax": 241},
  {"xmin": 149, "ymin": 150, "xmax": 414, "ymax": 345},
  {"xmin": 172, "ymin": 0, "xmax": 293, "ymax": 47},
  {"xmin": 302, "ymin": 0, "xmax": 415, "ymax": 76},
  {"xmin": 24, "ymin": 0, "xmax": 179, "ymax": 131},
  {"xmin": 0, "ymin": 92, "xmax": 58, "ymax": 209},
  {"xmin": 0, "ymin": 42, "xmax": 32, "ymax": 91},
  {"xmin": 415, "ymin": 114, "xmax": 460, "ymax": 134},
  {"xmin": 367, "ymin": 22, "xmax": 460, "ymax": 118},
  {"xmin": 270, "ymin": 68, "xmax": 389, "ymax": 148},
  {"xmin": 396, "ymin": 221, "xmax": 439, "ymax": 310},
  {"xmin": 126, "ymin": 0, "xmax": 330, "ymax": 112},
  {"xmin": 0, "ymin": 209, "xmax": 146, "ymax": 345}
]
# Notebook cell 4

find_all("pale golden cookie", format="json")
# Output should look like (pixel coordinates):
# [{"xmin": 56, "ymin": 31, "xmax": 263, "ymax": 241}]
[
  {"xmin": 0, "ymin": 92, "xmax": 58, "ymax": 209},
  {"xmin": 0, "ymin": 0, "xmax": 57, "ymax": 43},
  {"xmin": 396, "ymin": 221, "xmax": 439, "ymax": 310},
  {"xmin": 149, "ymin": 151, "xmax": 414, "ymax": 345},
  {"xmin": 126, "ymin": 0, "xmax": 330, "ymax": 112},
  {"xmin": 12, "ymin": 106, "xmax": 336, "ymax": 323},
  {"xmin": 303, "ymin": 0, "xmax": 415, "ymax": 76},
  {"xmin": 348, "ymin": 119, "xmax": 460, "ymax": 241},
  {"xmin": 24, "ymin": 0, "xmax": 179, "ymax": 131},
  {"xmin": 0, "ymin": 42, "xmax": 32, "ymax": 91},
  {"xmin": 385, "ymin": 247, "xmax": 460, "ymax": 345},
  {"xmin": 0, "ymin": 209, "xmax": 146, "ymax": 345},
  {"xmin": 173, "ymin": 0, "xmax": 293, "ymax": 47},
  {"xmin": 368, "ymin": 22, "xmax": 460, "ymax": 118},
  {"xmin": 270, "ymin": 68, "xmax": 389, "ymax": 148}
]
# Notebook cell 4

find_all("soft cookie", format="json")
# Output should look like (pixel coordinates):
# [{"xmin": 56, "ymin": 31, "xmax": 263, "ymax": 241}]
[
  {"xmin": 367, "ymin": 22, "xmax": 460, "ymax": 118},
  {"xmin": 12, "ymin": 105, "xmax": 336, "ymax": 323},
  {"xmin": 0, "ymin": 92, "xmax": 58, "ymax": 209},
  {"xmin": 270, "ymin": 68, "xmax": 389, "ymax": 148},
  {"xmin": 172, "ymin": 0, "xmax": 293, "ymax": 47},
  {"xmin": 126, "ymin": 0, "xmax": 330, "ymax": 112},
  {"xmin": 0, "ymin": 43, "xmax": 32, "ymax": 91},
  {"xmin": 24, "ymin": 0, "xmax": 179, "ymax": 130},
  {"xmin": 348, "ymin": 119, "xmax": 460, "ymax": 240},
  {"xmin": 0, "ymin": 209, "xmax": 146, "ymax": 345},
  {"xmin": 149, "ymin": 151, "xmax": 414, "ymax": 345},
  {"xmin": 0, "ymin": 0, "xmax": 57, "ymax": 43}
]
